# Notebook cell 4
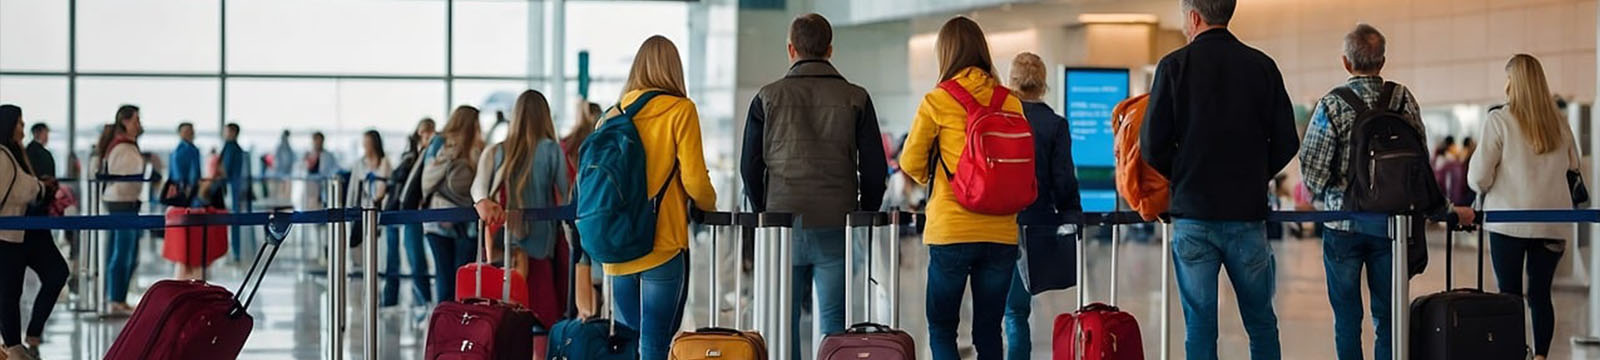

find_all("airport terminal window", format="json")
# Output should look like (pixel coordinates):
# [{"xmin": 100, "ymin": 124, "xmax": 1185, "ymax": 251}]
[
  {"xmin": 0, "ymin": 0, "xmax": 68, "ymax": 71},
  {"xmin": 452, "ymin": 1, "xmax": 530, "ymax": 77},
  {"xmin": 77, "ymin": 77, "xmax": 221, "ymax": 152},
  {"xmin": 565, "ymin": 1, "xmax": 691, "ymax": 82},
  {"xmin": 0, "ymin": 76, "xmax": 69, "ymax": 171},
  {"xmin": 225, "ymin": 0, "xmax": 446, "ymax": 75},
  {"xmin": 77, "ymin": 0, "xmax": 220, "ymax": 73},
  {"xmin": 226, "ymin": 78, "xmax": 444, "ymax": 157}
]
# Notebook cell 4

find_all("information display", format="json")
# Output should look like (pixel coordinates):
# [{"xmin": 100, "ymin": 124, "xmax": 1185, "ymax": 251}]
[{"xmin": 1063, "ymin": 68, "xmax": 1131, "ymax": 212}]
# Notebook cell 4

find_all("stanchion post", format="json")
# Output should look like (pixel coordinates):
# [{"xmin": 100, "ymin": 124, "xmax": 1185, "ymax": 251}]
[
  {"xmin": 327, "ymin": 180, "xmax": 345, "ymax": 360},
  {"xmin": 95, "ymin": 181, "xmax": 108, "ymax": 316},
  {"xmin": 1391, "ymin": 215, "xmax": 1411, "ymax": 360},
  {"xmin": 362, "ymin": 208, "xmax": 379, "ymax": 360},
  {"xmin": 887, "ymin": 212, "xmax": 901, "ymax": 328},
  {"xmin": 1160, "ymin": 221, "xmax": 1172, "ymax": 360},
  {"xmin": 74, "ymin": 179, "xmax": 100, "ymax": 312}
]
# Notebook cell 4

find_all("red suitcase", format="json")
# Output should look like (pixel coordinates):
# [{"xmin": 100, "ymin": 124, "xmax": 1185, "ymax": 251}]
[
  {"xmin": 162, "ymin": 206, "xmax": 229, "ymax": 267},
  {"xmin": 1053, "ymin": 215, "xmax": 1143, "ymax": 360},
  {"xmin": 818, "ymin": 211, "xmax": 917, "ymax": 360},
  {"xmin": 426, "ymin": 221, "xmax": 540, "ymax": 360},
  {"xmin": 105, "ymin": 211, "xmax": 291, "ymax": 360}
]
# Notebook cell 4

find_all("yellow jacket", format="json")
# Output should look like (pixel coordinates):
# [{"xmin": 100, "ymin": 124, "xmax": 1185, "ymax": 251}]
[
  {"xmin": 898, "ymin": 67, "xmax": 1024, "ymax": 245},
  {"xmin": 602, "ymin": 89, "xmax": 719, "ymax": 275}
]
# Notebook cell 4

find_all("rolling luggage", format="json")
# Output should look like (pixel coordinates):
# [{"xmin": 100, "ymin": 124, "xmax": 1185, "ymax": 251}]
[
  {"xmin": 546, "ymin": 221, "xmax": 639, "ymax": 360},
  {"xmin": 818, "ymin": 211, "xmax": 917, "ymax": 360},
  {"xmin": 668, "ymin": 210, "xmax": 767, "ymax": 360},
  {"xmin": 425, "ymin": 221, "xmax": 539, "ymax": 360},
  {"xmin": 1053, "ymin": 213, "xmax": 1143, "ymax": 360},
  {"xmin": 104, "ymin": 211, "xmax": 292, "ymax": 360},
  {"xmin": 1410, "ymin": 206, "xmax": 1528, "ymax": 360},
  {"xmin": 161, "ymin": 206, "xmax": 228, "ymax": 267}
]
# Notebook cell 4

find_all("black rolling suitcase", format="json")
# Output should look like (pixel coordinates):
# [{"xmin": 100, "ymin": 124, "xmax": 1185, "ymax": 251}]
[{"xmin": 1409, "ymin": 212, "xmax": 1528, "ymax": 359}]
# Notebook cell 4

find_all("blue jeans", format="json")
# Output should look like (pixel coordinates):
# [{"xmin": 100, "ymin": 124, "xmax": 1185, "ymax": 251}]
[
  {"xmin": 106, "ymin": 210, "xmax": 141, "ymax": 303},
  {"xmin": 927, "ymin": 243, "xmax": 1018, "ymax": 360},
  {"xmin": 1322, "ymin": 229, "xmax": 1391, "ymax": 360},
  {"xmin": 611, "ymin": 252, "xmax": 689, "ymax": 360},
  {"xmin": 790, "ymin": 226, "xmax": 847, "ymax": 360},
  {"xmin": 229, "ymin": 187, "xmax": 251, "ymax": 262},
  {"xmin": 1004, "ymin": 265, "xmax": 1031, "ymax": 360},
  {"xmin": 1171, "ymin": 219, "xmax": 1280, "ymax": 360},
  {"xmin": 383, "ymin": 224, "xmax": 433, "ymax": 306},
  {"xmin": 425, "ymin": 232, "xmax": 476, "ymax": 303}
]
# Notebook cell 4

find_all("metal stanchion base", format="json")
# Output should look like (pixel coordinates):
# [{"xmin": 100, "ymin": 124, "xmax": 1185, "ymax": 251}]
[{"xmin": 1573, "ymin": 336, "xmax": 1600, "ymax": 345}]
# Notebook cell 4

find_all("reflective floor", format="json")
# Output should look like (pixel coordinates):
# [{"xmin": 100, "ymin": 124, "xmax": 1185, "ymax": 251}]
[{"xmin": 17, "ymin": 225, "xmax": 1600, "ymax": 359}]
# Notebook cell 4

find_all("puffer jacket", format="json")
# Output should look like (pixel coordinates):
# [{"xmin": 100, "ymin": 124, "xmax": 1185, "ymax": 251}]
[{"xmin": 1112, "ymin": 94, "xmax": 1169, "ymax": 220}]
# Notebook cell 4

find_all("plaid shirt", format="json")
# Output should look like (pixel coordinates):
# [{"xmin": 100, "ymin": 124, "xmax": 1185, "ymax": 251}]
[{"xmin": 1299, "ymin": 76, "xmax": 1424, "ymax": 231}]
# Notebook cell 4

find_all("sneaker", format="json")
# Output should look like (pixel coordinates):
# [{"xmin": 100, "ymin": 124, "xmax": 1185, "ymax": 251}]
[{"xmin": 5, "ymin": 345, "xmax": 37, "ymax": 360}]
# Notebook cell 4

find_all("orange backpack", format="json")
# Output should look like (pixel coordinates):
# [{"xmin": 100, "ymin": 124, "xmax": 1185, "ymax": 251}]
[{"xmin": 1111, "ymin": 94, "xmax": 1170, "ymax": 221}]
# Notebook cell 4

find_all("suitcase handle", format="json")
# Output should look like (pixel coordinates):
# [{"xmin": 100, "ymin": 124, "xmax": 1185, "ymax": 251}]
[
  {"xmin": 844, "ymin": 322, "xmax": 897, "ymax": 334},
  {"xmin": 231, "ymin": 210, "xmax": 293, "ymax": 318}
]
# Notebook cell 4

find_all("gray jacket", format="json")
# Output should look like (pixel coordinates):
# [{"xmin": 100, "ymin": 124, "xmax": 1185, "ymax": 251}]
[{"xmin": 740, "ymin": 60, "xmax": 889, "ymax": 228}]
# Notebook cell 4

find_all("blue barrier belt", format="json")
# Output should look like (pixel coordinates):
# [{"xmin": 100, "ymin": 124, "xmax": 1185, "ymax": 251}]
[{"xmin": 0, "ymin": 207, "xmax": 1585, "ymax": 231}]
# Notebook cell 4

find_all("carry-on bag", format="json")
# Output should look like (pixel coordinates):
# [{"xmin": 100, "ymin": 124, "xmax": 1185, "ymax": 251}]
[
  {"xmin": 669, "ymin": 210, "xmax": 768, "ymax": 360},
  {"xmin": 546, "ymin": 221, "xmax": 640, "ymax": 360},
  {"xmin": 818, "ymin": 211, "xmax": 917, "ymax": 360},
  {"xmin": 104, "ymin": 211, "xmax": 293, "ymax": 360},
  {"xmin": 1410, "ymin": 199, "xmax": 1528, "ymax": 360},
  {"xmin": 161, "ymin": 206, "xmax": 229, "ymax": 267},
  {"xmin": 425, "ymin": 220, "xmax": 539, "ymax": 360},
  {"xmin": 1053, "ymin": 212, "xmax": 1144, "ymax": 360}
]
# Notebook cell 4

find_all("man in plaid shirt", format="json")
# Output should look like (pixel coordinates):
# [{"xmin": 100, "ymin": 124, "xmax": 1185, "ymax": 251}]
[{"xmin": 1300, "ymin": 24, "xmax": 1474, "ymax": 360}]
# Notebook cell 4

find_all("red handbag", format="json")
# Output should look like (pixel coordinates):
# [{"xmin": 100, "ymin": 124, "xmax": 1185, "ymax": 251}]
[{"xmin": 162, "ymin": 207, "xmax": 229, "ymax": 267}]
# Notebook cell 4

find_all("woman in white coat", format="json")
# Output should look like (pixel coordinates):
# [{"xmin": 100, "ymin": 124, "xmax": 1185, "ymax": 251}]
[{"xmin": 0, "ymin": 105, "xmax": 63, "ymax": 360}]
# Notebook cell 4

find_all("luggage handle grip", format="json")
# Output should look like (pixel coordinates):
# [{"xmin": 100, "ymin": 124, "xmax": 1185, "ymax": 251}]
[{"xmin": 232, "ymin": 211, "xmax": 293, "ymax": 318}]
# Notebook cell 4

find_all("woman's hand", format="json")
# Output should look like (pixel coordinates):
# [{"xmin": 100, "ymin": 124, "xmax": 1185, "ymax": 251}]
[{"xmin": 475, "ymin": 200, "xmax": 505, "ymax": 226}]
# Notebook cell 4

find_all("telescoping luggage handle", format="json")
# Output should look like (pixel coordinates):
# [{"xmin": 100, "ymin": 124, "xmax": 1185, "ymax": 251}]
[
  {"xmin": 844, "ymin": 210, "xmax": 916, "ymax": 328},
  {"xmin": 229, "ymin": 210, "xmax": 293, "ymax": 318},
  {"xmin": 690, "ymin": 209, "xmax": 758, "ymax": 330},
  {"xmin": 1444, "ymin": 194, "xmax": 1490, "ymax": 291}
]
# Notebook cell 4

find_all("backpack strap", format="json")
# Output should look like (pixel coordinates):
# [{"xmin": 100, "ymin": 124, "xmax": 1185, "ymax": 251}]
[
  {"xmin": 937, "ymin": 80, "xmax": 983, "ymax": 114},
  {"xmin": 1376, "ymin": 81, "xmax": 1400, "ymax": 111},
  {"xmin": 987, "ymin": 86, "xmax": 1011, "ymax": 112},
  {"xmin": 623, "ymin": 91, "xmax": 667, "ymax": 116},
  {"xmin": 1331, "ymin": 87, "xmax": 1370, "ymax": 115},
  {"xmin": 650, "ymin": 161, "xmax": 680, "ymax": 212}
]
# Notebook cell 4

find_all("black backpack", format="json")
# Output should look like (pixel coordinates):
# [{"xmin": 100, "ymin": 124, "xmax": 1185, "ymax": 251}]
[
  {"xmin": 386, "ymin": 150, "xmax": 424, "ymax": 211},
  {"xmin": 1334, "ymin": 82, "xmax": 1446, "ymax": 214}
]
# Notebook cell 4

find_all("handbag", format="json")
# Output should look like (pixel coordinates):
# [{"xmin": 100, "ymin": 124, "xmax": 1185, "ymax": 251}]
[
  {"xmin": 159, "ymin": 180, "xmax": 194, "ymax": 207},
  {"xmin": 1568, "ymin": 169, "xmax": 1588, "ymax": 207}
]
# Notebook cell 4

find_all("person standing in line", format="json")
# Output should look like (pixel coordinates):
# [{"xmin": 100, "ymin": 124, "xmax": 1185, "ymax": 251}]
[
  {"xmin": 560, "ymin": 101, "xmax": 602, "ymax": 185},
  {"xmin": 897, "ymin": 16, "xmax": 1025, "ymax": 360},
  {"xmin": 421, "ymin": 107, "xmax": 484, "ymax": 303},
  {"xmin": 219, "ymin": 124, "xmax": 250, "ymax": 261},
  {"xmin": 99, "ymin": 105, "xmax": 146, "ymax": 316},
  {"xmin": 347, "ymin": 130, "xmax": 391, "ymax": 212},
  {"xmin": 169, "ymin": 123, "xmax": 202, "ymax": 195},
  {"xmin": 556, "ymin": 103, "xmax": 605, "ymax": 317},
  {"xmin": 384, "ymin": 119, "xmax": 435, "ymax": 308},
  {"xmin": 269, "ymin": 130, "xmax": 295, "ymax": 200},
  {"xmin": 1299, "ymin": 24, "xmax": 1475, "ymax": 360},
  {"xmin": 1140, "ymin": 0, "xmax": 1298, "ymax": 358},
  {"xmin": 739, "ymin": 13, "xmax": 889, "ymax": 359},
  {"xmin": 601, "ymin": 35, "xmax": 718, "ymax": 360},
  {"xmin": 25, "ymin": 124, "xmax": 53, "ymax": 184},
  {"xmin": 1469, "ymin": 54, "xmax": 1578, "ymax": 360},
  {"xmin": 304, "ymin": 131, "xmax": 341, "ymax": 212},
  {"xmin": 472, "ymin": 89, "xmax": 571, "ymax": 324},
  {"xmin": 0, "ymin": 105, "xmax": 63, "ymax": 360},
  {"xmin": 1003, "ymin": 52, "xmax": 1082, "ymax": 360}
]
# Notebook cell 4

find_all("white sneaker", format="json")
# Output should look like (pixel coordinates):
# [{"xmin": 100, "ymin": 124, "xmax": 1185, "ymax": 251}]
[{"xmin": 5, "ymin": 345, "xmax": 37, "ymax": 360}]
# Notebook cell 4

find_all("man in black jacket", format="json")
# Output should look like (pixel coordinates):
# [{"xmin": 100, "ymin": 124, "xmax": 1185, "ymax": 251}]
[
  {"xmin": 739, "ymin": 13, "xmax": 889, "ymax": 360},
  {"xmin": 1140, "ymin": 0, "xmax": 1297, "ymax": 358}
]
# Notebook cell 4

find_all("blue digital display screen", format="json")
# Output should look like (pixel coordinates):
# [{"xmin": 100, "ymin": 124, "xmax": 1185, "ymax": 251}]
[{"xmin": 1064, "ymin": 68, "xmax": 1130, "ymax": 212}]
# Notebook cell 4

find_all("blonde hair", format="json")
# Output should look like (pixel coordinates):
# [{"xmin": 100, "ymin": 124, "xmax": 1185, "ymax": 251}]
[
  {"xmin": 621, "ymin": 35, "xmax": 688, "ymax": 98},
  {"xmin": 441, "ymin": 105, "xmax": 485, "ymax": 165},
  {"xmin": 1504, "ymin": 54, "xmax": 1565, "ymax": 155},
  {"xmin": 501, "ymin": 90, "xmax": 557, "ymax": 207},
  {"xmin": 1009, "ymin": 52, "xmax": 1048, "ymax": 100}
]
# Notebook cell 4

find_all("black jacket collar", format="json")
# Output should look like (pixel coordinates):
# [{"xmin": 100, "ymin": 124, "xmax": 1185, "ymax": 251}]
[
  {"xmin": 786, "ymin": 60, "xmax": 845, "ymax": 80},
  {"xmin": 1191, "ymin": 28, "xmax": 1236, "ymax": 44}
]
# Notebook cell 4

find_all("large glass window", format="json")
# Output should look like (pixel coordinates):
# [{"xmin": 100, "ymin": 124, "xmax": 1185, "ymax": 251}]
[
  {"xmin": 0, "ymin": 0, "xmax": 69, "ymax": 71},
  {"xmin": 226, "ymin": 0, "xmax": 445, "ymax": 75},
  {"xmin": 76, "ymin": 77, "xmax": 221, "ymax": 158},
  {"xmin": 0, "ymin": 76, "xmax": 70, "ymax": 172},
  {"xmin": 76, "ymin": 0, "xmax": 220, "ymax": 73},
  {"xmin": 453, "ymin": 1, "xmax": 530, "ymax": 77},
  {"xmin": 565, "ymin": 2, "xmax": 690, "ymax": 85}
]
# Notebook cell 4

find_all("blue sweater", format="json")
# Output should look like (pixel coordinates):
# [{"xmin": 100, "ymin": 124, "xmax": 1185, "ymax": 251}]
[{"xmin": 169, "ymin": 140, "xmax": 201, "ymax": 186}]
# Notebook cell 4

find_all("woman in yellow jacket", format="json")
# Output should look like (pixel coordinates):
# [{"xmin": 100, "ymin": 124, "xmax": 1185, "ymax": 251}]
[
  {"xmin": 897, "ymin": 17, "xmax": 1025, "ymax": 360},
  {"xmin": 602, "ymin": 35, "xmax": 718, "ymax": 360}
]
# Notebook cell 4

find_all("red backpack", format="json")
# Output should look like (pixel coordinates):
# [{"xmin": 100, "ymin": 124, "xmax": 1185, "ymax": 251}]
[{"xmin": 936, "ymin": 80, "xmax": 1038, "ymax": 215}]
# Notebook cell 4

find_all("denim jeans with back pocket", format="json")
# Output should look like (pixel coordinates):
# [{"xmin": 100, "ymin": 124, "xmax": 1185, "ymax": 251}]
[{"xmin": 1171, "ymin": 219, "xmax": 1280, "ymax": 360}]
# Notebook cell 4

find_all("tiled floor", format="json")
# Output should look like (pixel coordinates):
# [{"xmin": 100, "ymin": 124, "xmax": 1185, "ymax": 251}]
[{"xmin": 18, "ymin": 224, "xmax": 1600, "ymax": 359}]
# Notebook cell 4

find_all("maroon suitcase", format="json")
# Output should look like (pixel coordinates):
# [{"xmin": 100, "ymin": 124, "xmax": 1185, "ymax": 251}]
[
  {"xmin": 104, "ymin": 211, "xmax": 291, "ymax": 360},
  {"xmin": 818, "ymin": 211, "xmax": 917, "ymax": 360},
  {"xmin": 424, "ymin": 222, "xmax": 539, "ymax": 360}
]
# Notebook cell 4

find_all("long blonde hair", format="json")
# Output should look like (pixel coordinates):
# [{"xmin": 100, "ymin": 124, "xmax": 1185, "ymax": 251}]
[
  {"xmin": 441, "ymin": 105, "xmax": 485, "ymax": 165},
  {"xmin": 1505, "ymin": 54, "xmax": 1565, "ymax": 155},
  {"xmin": 501, "ymin": 90, "xmax": 557, "ymax": 207},
  {"xmin": 621, "ymin": 35, "xmax": 688, "ymax": 99}
]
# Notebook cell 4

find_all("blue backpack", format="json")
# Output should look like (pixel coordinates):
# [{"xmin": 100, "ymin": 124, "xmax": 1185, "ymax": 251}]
[{"xmin": 575, "ymin": 91, "xmax": 679, "ymax": 264}]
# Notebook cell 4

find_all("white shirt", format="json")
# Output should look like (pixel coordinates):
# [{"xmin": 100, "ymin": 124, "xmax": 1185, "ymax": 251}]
[{"xmin": 1468, "ymin": 108, "xmax": 1581, "ymax": 240}]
